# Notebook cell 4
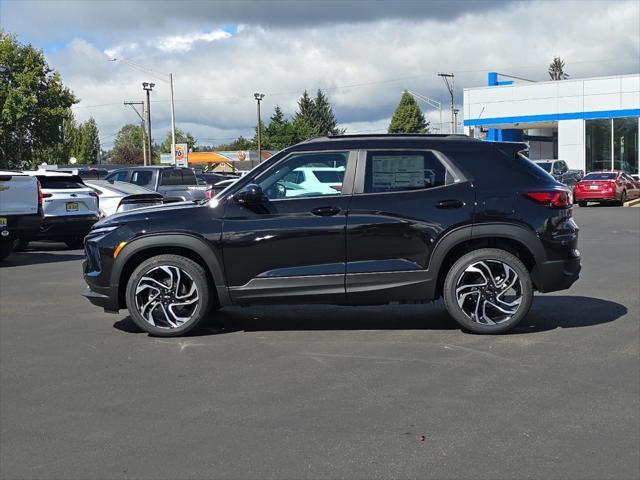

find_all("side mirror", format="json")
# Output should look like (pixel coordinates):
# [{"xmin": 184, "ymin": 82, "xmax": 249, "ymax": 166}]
[{"xmin": 234, "ymin": 184, "xmax": 264, "ymax": 205}]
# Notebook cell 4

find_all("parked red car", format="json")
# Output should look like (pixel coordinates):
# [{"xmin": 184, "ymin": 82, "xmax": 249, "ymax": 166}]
[{"xmin": 574, "ymin": 170, "xmax": 640, "ymax": 206}]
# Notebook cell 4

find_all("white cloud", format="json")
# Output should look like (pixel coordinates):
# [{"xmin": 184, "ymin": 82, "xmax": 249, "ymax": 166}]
[{"xmin": 155, "ymin": 29, "xmax": 232, "ymax": 53}]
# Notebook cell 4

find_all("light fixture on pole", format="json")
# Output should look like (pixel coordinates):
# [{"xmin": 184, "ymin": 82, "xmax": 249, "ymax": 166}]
[
  {"xmin": 254, "ymin": 93, "xmax": 265, "ymax": 169},
  {"xmin": 109, "ymin": 57, "xmax": 176, "ymax": 165},
  {"xmin": 142, "ymin": 82, "xmax": 155, "ymax": 165}
]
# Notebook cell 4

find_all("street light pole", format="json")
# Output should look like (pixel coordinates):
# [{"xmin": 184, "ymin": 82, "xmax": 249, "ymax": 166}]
[
  {"xmin": 124, "ymin": 101, "xmax": 147, "ymax": 165},
  {"xmin": 254, "ymin": 93, "xmax": 265, "ymax": 169},
  {"xmin": 142, "ymin": 82, "xmax": 155, "ymax": 166},
  {"xmin": 438, "ymin": 73, "xmax": 455, "ymax": 134},
  {"xmin": 169, "ymin": 73, "xmax": 177, "ymax": 166}
]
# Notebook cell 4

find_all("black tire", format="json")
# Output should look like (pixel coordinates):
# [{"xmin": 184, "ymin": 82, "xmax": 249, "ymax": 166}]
[
  {"xmin": 443, "ymin": 248, "xmax": 533, "ymax": 334},
  {"xmin": 64, "ymin": 237, "xmax": 85, "ymax": 249},
  {"xmin": 578, "ymin": 201, "xmax": 587, "ymax": 207},
  {"xmin": 125, "ymin": 254, "xmax": 212, "ymax": 337},
  {"xmin": 13, "ymin": 237, "xmax": 31, "ymax": 252},
  {"xmin": 0, "ymin": 239, "xmax": 12, "ymax": 261},
  {"xmin": 618, "ymin": 191, "xmax": 627, "ymax": 206}
]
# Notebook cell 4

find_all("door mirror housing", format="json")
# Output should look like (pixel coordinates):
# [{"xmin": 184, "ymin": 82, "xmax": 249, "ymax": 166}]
[{"xmin": 234, "ymin": 184, "xmax": 265, "ymax": 205}]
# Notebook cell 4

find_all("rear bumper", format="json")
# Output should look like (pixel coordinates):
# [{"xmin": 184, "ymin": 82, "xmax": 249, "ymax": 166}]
[
  {"xmin": 36, "ymin": 215, "xmax": 98, "ymax": 239},
  {"xmin": 531, "ymin": 253, "xmax": 581, "ymax": 293},
  {"xmin": 0, "ymin": 213, "xmax": 43, "ymax": 239},
  {"xmin": 574, "ymin": 191, "xmax": 617, "ymax": 201}
]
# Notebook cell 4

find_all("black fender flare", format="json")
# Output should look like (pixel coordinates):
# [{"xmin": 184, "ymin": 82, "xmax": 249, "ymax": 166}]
[
  {"xmin": 111, "ymin": 233, "xmax": 231, "ymax": 306},
  {"xmin": 428, "ymin": 222, "xmax": 545, "ymax": 277}
]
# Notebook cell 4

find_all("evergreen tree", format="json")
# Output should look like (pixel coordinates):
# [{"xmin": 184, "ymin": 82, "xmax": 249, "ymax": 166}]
[
  {"xmin": 62, "ymin": 111, "xmax": 81, "ymax": 162},
  {"xmin": 388, "ymin": 91, "xmax": 429, "ymax": 134},
  {"xmin": 548, "ymin": 56, "xmax": 569, "ymax": 80},
  {"xmin": 263, "ymin": 106, "xmax": 295, "ymax": 150},
  {"xmin": 78, "ymin": 117, "xmax": 100, "ymax": 164},
  {"xmin": 294, "ymin": 90, "xmax": 316, "ymax": 125},
  {"xmin": 313, "ymin": 90, "xmax": 344, "ymax": 136}
]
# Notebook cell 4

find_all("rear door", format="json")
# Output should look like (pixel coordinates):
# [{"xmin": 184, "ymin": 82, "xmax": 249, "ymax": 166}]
[
  {"xmin": 0, "ymin": 173, "xmax": 38, "ymax": 215},
  {"xmin": 345, "ymin": 149, "xmax": 475, "ymax": 302}
]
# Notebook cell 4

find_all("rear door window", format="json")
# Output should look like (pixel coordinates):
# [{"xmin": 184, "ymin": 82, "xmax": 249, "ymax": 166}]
[
  {"xmin": 160, "ymin": 169, "xmax": 182, "ymax": 186},
  {"xmin": 131, "ymin": 170, "xmax": 154, "ymax": 187},
  {"xmin": 362, "ymin": 151, "xmax": 450, "ymax": 194}
]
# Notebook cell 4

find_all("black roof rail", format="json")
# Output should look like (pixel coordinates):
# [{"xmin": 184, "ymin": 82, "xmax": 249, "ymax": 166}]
[{"xmin": 302, "ymin": 133, "xmax": 477, "ymax": 142}]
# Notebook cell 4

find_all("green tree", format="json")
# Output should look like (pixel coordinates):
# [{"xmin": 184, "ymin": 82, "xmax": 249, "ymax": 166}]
[
  {"xmin": 548, "ymin": 56, "xmax": 569, "ymax": 80},
  {"xmin": 111, "ymin": 124, "xmax": 144, "ymax": 164},
  {"xmin": 313, "ymin": 90, "xmax": 344, "ymax": 136},
  {"xmin": 0, "ymin": 31, "xmax": 77, "ymax": 169},
  {"xmin": 388, "ymin": 91, "xmax": 429, "ymax": 134},
  {"xmin": 160, "ymin": 128, "xmax": 196, "ymax": 153},
  {"xmin": 77, "ymin": 117, "xmax": 100, "ymax": 164},
  {"xmin": 214, "ymin": 136, "xmax": 254, "ymax": 151},
  {"xmin": 294, "ymin": 90, "xmax": 316, "ymax": 126},
  {"xmin": 261, "ymin": 106, "xmax": 295, "ymax": 150}
]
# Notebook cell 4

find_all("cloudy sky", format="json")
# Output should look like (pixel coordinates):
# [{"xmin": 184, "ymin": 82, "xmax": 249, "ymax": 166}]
[{"xmin": 2, "ymin": 0, "xmax": 639, "ymax": 149}]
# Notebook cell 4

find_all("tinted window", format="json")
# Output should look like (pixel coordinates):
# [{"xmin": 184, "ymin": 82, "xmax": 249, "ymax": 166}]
[
  {"xmin": 313, "ymin": 170, "xmax": 343, "ymax": 183},
  {"xmin": 106, "ymin": 171, "xmax": 129, "ymax": 182},
  {"xmin": 536, "ymin": 162, "xmax": 552, "ymax": 172},
  {"xmin": 131, "ymin": 170, "xmax": 154, "ymax": 187},
  {"xmin": 363, "ymin": 151, "xmax": 448, "ymax": 193},
  {"xmin": 181, "ymin": 169, "xmax": 197, "ymax": 186},
  {"xmin": 37, "ymin": 176, "xmax": 85, "ymax": 189},
  {"xmin": 160, "ymin": 169, "xmax": 182, "ymax": 186},
  {"xmin": 583, "ymin": 172, "xmax": 617, "ymax": 180},
  {"xmin": 79, "ymin": 169, "xmax": 108, "ymax": 180}
]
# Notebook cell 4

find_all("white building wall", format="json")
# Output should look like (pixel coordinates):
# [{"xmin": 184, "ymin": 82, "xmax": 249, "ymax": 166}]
[{"xmin": 557, "ymin": 120, "xmax": 584, "ymax": 170}]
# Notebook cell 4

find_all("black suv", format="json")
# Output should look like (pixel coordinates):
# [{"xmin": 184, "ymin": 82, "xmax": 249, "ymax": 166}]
[{"xmin": 83, "ymin": 134, "xmax": 580, "ymax": 336}]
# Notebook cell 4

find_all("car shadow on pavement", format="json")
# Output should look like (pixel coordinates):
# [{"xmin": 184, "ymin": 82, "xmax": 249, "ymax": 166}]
[
  {"xmin": 112, "ymin": 296, "xmax": 626, "ymax": 337},
  {"xmin": 0, "ymin": 241, "xmax": 84, "ymax": 268}
]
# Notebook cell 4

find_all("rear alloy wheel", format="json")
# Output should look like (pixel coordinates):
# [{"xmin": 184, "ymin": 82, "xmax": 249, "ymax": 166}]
[
  {"xmin": 443, "ymin": 248, "xmax": 533, "ymax": 334},
  {"xmin": 126, "ymin": 254, "xmax": 212, "ymax": 336}
]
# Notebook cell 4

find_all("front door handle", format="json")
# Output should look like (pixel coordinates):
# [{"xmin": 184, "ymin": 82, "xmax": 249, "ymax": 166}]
[
  {"xmin": 311, "ymin": 206, "xmax": 341, "ymax": 216},
  {"xmin": 436, "ymin": 199, "xmax": 465, "ymax": 209}
]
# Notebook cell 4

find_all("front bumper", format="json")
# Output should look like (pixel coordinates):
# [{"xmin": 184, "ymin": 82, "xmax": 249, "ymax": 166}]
[
  {"xmin": 37, "ymin": 215, "xmax": 99, "ymax": 239},
  {"xmin": 531, "ymin": 251, "xmax": 581, "ymax": 293},
  {"xmin": 83, "ymin": 284, "xmax": 120, "ymax": 313}
]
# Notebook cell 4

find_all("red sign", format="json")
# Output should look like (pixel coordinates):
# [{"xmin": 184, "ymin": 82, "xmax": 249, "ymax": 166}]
[{"xmin": 237, "ymin": 150, "xmax": 247, "ymax": 161}]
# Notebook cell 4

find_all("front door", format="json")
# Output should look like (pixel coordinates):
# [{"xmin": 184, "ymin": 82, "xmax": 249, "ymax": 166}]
[
  {"xmin": 345, "ymin": 149, "xmax": 476, "ymax": 302},
  {"xmin": 222, "ymin": 150, "xmax": 356, "ymax": 304}
]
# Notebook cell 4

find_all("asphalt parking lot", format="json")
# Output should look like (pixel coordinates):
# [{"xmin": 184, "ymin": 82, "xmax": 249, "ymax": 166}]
[{"xmin": 1, "ymin": 207, "xmax": 638, "ymax": 480}]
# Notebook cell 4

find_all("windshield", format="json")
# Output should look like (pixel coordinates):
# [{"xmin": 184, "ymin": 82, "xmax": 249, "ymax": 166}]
[
  {"xmin": 92, "ymin": 180, "xmax": 154, "ymax": 195},
  {"xmin": 583, "ymin": 172, "xmax": 617, "ymax": 180},
  {"xmin": 535, "ymin": 162, "xmax": 553, "ymax": 172}
]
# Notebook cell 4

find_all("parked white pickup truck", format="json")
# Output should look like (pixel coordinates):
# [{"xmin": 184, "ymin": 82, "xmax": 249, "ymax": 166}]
[{"xmin": 0, "ymin": 171, "xmax": 43, "ymax": 260}]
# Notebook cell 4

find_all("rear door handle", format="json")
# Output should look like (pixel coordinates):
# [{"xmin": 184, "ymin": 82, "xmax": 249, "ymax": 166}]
[
  {"xmin": 436, "ymin": 199, "xmax": 465, "ymax": 209},
  {"xmin": 311, "ymin": 206, "xmax": 341, "ymax": 216}
]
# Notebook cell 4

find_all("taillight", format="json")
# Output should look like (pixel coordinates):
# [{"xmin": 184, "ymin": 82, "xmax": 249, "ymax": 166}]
[
  {"xmin": 205, "ymin": 189, "xmax": 213, "ymax": 200},
  {"xmin": 37, "ymin": 181, "xmax": 43, "ymax": 208},
  {"xmin": 525, "ymin": 191, "xmax": 571, "ymax": 208},
  {"xmin": 89, "ymin": 191, "xmax": 99, "ymax": 211}
]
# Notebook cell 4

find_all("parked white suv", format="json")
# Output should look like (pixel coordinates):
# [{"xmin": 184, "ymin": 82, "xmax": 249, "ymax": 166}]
[
  {"xmin": 0, "ymin": 171, "xmax": 43, "ymax": 260},
  {"xmin": 283, "ymin": 166, "xmax": 345, "ymax": 195},
  {"xmin": 21, "ymin": 171, "xmax": 99, "ymax": 248}
]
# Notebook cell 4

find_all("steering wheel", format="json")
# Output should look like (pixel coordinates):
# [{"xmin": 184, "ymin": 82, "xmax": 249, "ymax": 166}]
[{"xmin": 265, "ymin": 181, "xmax": 287, "ymax": 199}]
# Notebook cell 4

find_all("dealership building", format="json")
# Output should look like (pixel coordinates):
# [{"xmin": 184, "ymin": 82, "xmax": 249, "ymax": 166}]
[{"xmin": 463, "ymin": 73, "xmax": 640, "ymax": 174}]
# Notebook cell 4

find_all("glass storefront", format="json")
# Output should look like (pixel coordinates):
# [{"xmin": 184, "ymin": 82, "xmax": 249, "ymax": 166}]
[
  {"xmin": 614, "ymin": 117, "xmax": 639, "ymax": 174},
  {"xmin": 585, "ymin": 119, "xmax": 612, "ymax": 172},
  {"xmin": 586, "ymin": 117, "xmax": 639, "ymax": 174}
]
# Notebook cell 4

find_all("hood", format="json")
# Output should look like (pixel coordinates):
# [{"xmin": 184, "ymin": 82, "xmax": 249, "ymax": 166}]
[{"xmin": 94, "ymin": 201, "xmax": 207, "ymax": 228}]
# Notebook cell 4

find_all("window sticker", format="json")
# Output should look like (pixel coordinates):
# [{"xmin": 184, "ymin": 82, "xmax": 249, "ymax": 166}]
[{"xmin": 371, "ymin": 155, "xmax": 424, "ymax": 189}]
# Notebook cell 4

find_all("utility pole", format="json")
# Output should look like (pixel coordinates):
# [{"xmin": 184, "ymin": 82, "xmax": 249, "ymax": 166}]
[
  {"xmin": 124, "ymin": 100, "xmax": 147, "ymax": 165},
  {"xmin": 169, "ymin": 73, "xmax": 177, "ymax": 166},
  {"xmin": 453, "ymin": 108, "xmax": 460, "ymax": 133},
  {"xmin": 438, "ymin": 73, "xmax": 455, "ymax": 134},
  {"xmin": 254, "ymin": 93, "xmax": 265, "ymax": 169},
  {"xmin": 407, "ymin": 90, "xmax": 443, "ymax": 133},
  {"xmin": 142, "ymin": 82, "xmax": 155, "ymax": 165}
]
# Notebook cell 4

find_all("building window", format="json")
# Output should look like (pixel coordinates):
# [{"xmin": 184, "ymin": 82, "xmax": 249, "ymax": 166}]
[
  {"xmin": 585, "ymin": 119, "xmax": 612, "ymax": 172},
  {"xmin": 614, "ymin": 117, "xmax": 639, "ymax": 174}
]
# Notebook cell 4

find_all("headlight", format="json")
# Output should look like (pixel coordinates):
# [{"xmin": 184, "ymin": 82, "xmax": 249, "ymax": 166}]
[{"xmin": 89, "ymin": 225, "xmax": 119, "ymax": 236}]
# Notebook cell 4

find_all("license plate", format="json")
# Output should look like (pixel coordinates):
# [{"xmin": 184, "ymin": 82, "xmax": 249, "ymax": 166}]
[
  {"xmin": 66, "ymin": 202, "xmax": 79, "ymax": 212},
  {"xmin": 0, "ymin": 217, "xmax": 6, "ymax": 227},
  {"xmin": 589, "ymin": 185, "xmax": 598, "ymax": 190}
]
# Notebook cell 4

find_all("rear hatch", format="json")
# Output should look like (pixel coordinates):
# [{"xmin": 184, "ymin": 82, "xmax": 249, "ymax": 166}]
[
  {"xmin": 38, "ymin": 176, "xmax": 99, "ymax": 217},
  {"xmin": 0, "ymin": 172, "xmax": 39, "ymax": 215}
]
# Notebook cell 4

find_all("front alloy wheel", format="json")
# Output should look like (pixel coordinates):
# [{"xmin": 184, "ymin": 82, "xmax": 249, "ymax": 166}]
[
  {"xmin": 443, "ymin": 248, "xmax": 533, "ymax": 333},
  {"xmin": 126, "ymin": 254, "xmax": 212, "ymax": 336}
]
